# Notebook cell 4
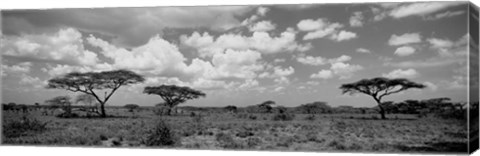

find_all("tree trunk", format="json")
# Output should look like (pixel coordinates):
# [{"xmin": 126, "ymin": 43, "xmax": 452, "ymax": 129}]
[
  {"xmin": 373, "ymin": 97, "xmax": 387, "ymax": 120},
  {"xmin": 100, "ymin": 103, "xmax": 106, "ymax": 117}
]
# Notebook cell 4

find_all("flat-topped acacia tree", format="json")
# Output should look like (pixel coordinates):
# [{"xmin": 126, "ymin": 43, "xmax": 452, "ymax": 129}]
[
  {"xmin": 143, "ymin": 85, "xmax": 206, "ymax": 116},
  {"xmin": 339, "ymin": 77, "xmax": 426, "ymax": 119},
  {"xmin": 46, "ymin": 69, "xmax": 145, "ymax": 117}
]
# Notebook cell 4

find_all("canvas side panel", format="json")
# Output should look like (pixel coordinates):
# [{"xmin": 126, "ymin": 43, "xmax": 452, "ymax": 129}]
[{"xmin": 469, "ymin": 2, "xmax": 480, "ymax": 154}]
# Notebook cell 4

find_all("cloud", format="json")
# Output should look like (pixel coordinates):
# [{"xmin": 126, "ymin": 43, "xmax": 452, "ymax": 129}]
[
  {"xmin": 303, "ymin": 23, "xmax": 343, "ymax": 40},
  {"xmin": 297, "ymin": 55, "xmax": 351, "ymax": 66},
  {"xmin": 249, "ymin": 20, "xmax": 276, "ymax": 32},
  {"xmin": 211, "ymin": 49, "xmax": 264, "ymax": 79},
  {"xmin": 88, "ymin": 34, "xmax": 187, "ymax": 76},
  {"xmin": 241, "ymin": 6, "xmax": 270, "ymax": 26},
  {"xmin": 356, "ymin": 48, "xmax": 371, "ymax": 53},
  {"xmin": 1, "ymin": 62, "xmax": 32, "ymax": 77},
  {"xmin": 297, "ymin": 18, "xmax": 357, "ymax": 41},
  {"xmin": 388, "ymin": 33, "xmax": 422, "ymax": 46},
  {"xmin": 310, "ymin": 70, "xmax": 333, "ymax": 79},
  {"xmin": 423, "ymin": 81, "xmax": 438, "ymax": 91},
  {"xmin": 389, "ymin": 2, "xmax": 464, "ymax": 19},
  {"xmin": 257, "ymin": 7, "xmax": 270, "ymax": 16},
  {"xmin": 349, "ymin": 11, "xmax": 364, "ymax": 27},
  {"xmin": 427, "ymin": 38, "xmax": 454, "ymax": 49},
  {"xmin": 296, "ymin": 55, "xmax": 327, "ymax": 66},
  {"xmin": 330, "ymin": 30, "xmax": 358, "ymax": 41},
  {"xmin": 1, "ymin": 28, "xmax": 99, "ymax": 66},
  {"xmin": 3, "ymin": 6, "xmax": 253, "ymax": 47},
  {"xmin": 330, "ymin": 62, "xmax": 363, "ymax": 79},
  {"xmin": 394, "ymin": 46, "xmax": 416, "ymax": 56},
  {"xmin": 297, "ymin": 18, "xmax": 328, "ymax": 31},
  {"xmin": 425, "ymin": 10, "xmax": 465, "ymax": 20},
  {"xmin": 385, "ymin": 59, "xmax": 459, "ymax": 68},
  {"xmin": 273, "ymin": 58, "xmax": 286, "ymax": 63},
  {"xmin": 382, "ymin": 68, "xmax": 419, "ymax": 79},
  {"xmin": 181, "ymin": 29, "xmax": 311, "ymax": 57}
]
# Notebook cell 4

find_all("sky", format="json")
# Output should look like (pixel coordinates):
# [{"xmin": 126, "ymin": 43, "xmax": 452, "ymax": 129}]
[{"xmin": 1, "ymin": 1, "xmax": 477, "ymax": 108}]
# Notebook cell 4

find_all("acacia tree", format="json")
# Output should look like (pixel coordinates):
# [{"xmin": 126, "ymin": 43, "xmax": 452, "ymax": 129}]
[
  {"xmin": 75, "ymin": 93, "xmax": 100, "ymax": 115},
  {"xmin": 340, "ymin": 77, "xmax": 426, "ymax": 119},
  {"xmin": 45, "ymin": 96, "xmax": 72, "ymax": 116},
  {"xmin": 259, "ymin": 100, "xmax": 276, "ymax": 113},
  {"xmin": 124, "ymin": 104, "xmax": 140, "ymax": 112},
  {"xmin": 143, "ymin": 85, "xmax": 206, "ymax": 116},
  {"xmin": 46, "ymin": 69, "xmax": 145, "ymax": 117}
]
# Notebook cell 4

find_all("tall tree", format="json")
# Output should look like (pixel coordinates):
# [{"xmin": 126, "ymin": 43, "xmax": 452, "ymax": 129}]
[
  {"xmin": 340, "ymin": 77, "xmax": 426, "ymax": 119},
  {"xmin": 46, "ymin": 69, "xmax": 145, "ymax": 117},
  {"xmin": 143, "ymin": 85, "xmax": 206, "ymax": 116}
]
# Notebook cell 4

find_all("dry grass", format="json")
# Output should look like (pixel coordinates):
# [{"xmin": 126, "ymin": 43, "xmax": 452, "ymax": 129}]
[{"xmin": 1, "ymin": 109, "xmax": 468, "ymax": 153}]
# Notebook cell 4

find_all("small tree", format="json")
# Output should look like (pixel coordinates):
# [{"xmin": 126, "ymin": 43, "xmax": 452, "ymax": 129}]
[
  {"xmin": 75, "ymin": 93, "xmax": 99, "ymax": 115},
  {"xmin": 224, "ymin": 105, "xmax": 237, "ymax": 113},
  {"xmin": 143, "ymin": 85, "xmax": 206, "ymax": 116},
  {"xmin": 124, "ymin": 104, "xmax": 140, "ymax": 112},
  {"xmin": 258, "ymin": 100, "xmax": 276, "ymax": 113},
  {"xmin": 340, "ymin": 77, "xmax": 426, "ymax": 119},
  {"xmin": 46, "ymin": 69, "xmax": 145, "ymax": 117},
  {"xmin": 45, "ymin": 96, "xmax": 72, "ymax": 116}
]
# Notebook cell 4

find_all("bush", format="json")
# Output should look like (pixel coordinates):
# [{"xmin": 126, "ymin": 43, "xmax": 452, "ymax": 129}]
[
  {"xmin": 143, "ymin": 120, "xmax": 178, "ymax": 147},
  {"xmin": 272, "ymin": 112, "xmax": 295, "ymax": 121},
  {"xmin": 3, "ymin": 116, "xmax": 48, "ymax": 138},
  {"xmin": 304, "ymin": 114, "xmax": 316, "ymax": 121},
  {"xmin": 215, "ymin": 132, "xmax": 243, "ymax": 149}
]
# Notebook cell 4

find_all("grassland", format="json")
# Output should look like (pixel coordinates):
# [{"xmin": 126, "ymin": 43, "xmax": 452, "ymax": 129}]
[{"xmin": 1, "ymin": 108, "xmax": 468, "ymax": 153}]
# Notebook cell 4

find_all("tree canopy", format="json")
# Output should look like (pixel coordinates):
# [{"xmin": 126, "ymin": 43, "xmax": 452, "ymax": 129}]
[
  {"xmin": 143, "ymin": 85, "xmax": 206, "ymax": 115},
  {"xmin": 46, "ymin": 69, "xmax": 145, "ymax": 117},
  {"xmin": 340, "ymin": 77, "xmax": 426, "ymax": 119}
]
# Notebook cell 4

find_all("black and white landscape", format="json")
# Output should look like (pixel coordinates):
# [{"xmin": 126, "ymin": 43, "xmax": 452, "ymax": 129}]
[{"xmin": 1, "ymin": 1, "xmax": 479, "ymax": 154}]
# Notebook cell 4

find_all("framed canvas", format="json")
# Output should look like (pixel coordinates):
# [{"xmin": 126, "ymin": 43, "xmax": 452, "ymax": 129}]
[{"xmin": 1, "ymin": 0, "xmax": 479, "ymax": 155}]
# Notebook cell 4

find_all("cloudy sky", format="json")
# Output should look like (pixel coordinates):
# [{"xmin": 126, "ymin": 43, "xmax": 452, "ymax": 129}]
[{"xmin": 1, "ymin": 1, "xmax": 476, "ymax": 107}]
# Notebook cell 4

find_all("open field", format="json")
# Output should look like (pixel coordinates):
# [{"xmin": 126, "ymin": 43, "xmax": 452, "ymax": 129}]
[{"xmin": 2, "ymin": 108, "xmax": 468, "ymax": 153}]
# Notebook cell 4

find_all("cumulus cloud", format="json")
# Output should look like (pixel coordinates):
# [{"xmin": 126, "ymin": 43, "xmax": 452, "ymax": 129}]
[
  {"xmin": 1, "ymin": 62, "xmax": 32, "ymax": 77},
  {"xmin": 297, "ymin": 55, "xmax": 351, "ymax": 66},
  {"xmin": 303, "ymin": 23, "xmax": 343, "ymax": 40},
  {"xmin": 241, "ymin": 6, "xmax": 270, "ymax": 26},
  {"xmin": 1, "ymin": 28, "xmax": 99, "ymax": 66},
  {"xmin": 249, "ymin": 20, "xmax": 276, "ymax": 32},
  {"xmin": 423, "ymin": 81, "xmax": 438, "ymax": 91},
  {"xmin": 310, "ymin": 70, "xmax": 333, "ymax": 79},
  {"xmin": 382, "ymin": 68, "xmax": 419, "ymax": 79},
  {"xmin": 427, "ymin": 38, "xmax": 454, "ymax": 49},
  {"xmin": 389, "ymin": 2, "xmax": 464, "ymax": 19},
  {"xmin": 3, "ymin": 6, "xmax": 253, "ymax": 47},
  {"xmin": 356, "ymin": 48, "xmax": 371, "ymax": 53},
  {"xmin": 388, "ymin": 33, "xmax": 422, "ymax": 46},
  {"xmin": 297, "ymin": 18, "xmax": 329, "ymax": 31},
  {"xmin": 349, "ymin": 12, "xmax": 364, "ymax": 27},
  {"xmin": 330, "ymin": 30, "xmax": 358, "ymax": 41},
  {"xmin": 180, "ymin": 29, "xmax": 311, "ymax": 57},
  {"xmin": 394, "ymin": 46, "xmax": 416, "ymax": 56},
  {"xmin": 330, "ymin": 62, "xmax": 363, "ymax": 79},
  {"xmin": 297, "ymin": 18, "xmax": 358, "ymax": 41},
  {"xmin": 303, "ymin": 54, "xmax": 362, "ymax": 79},
  {"xmin": 425, "ymin": 10, "xmax": 465, "ymax": 20}
]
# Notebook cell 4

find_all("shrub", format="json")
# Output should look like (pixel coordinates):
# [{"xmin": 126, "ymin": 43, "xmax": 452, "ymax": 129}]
[
  {"xmin": 3, "ymin": 116, "xmax": 48, "ymax": 138},
  {"xmin": 272, "ymin": 112, "xmax": 295, "ymax": 121},
  {"xmin": 304, "ymin": 114, "xmax": 316, "ymax": 121},
  {"xmin": 215, "ymin": 132, "xmax": 243, "ymax": 149},
  {"xmin": 248, "ymin": 115, "xmax": 257, "ymax": 120},
  {"xmin": 143, "ymin": 120, "xmax": 178, "ymax": 147}
]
